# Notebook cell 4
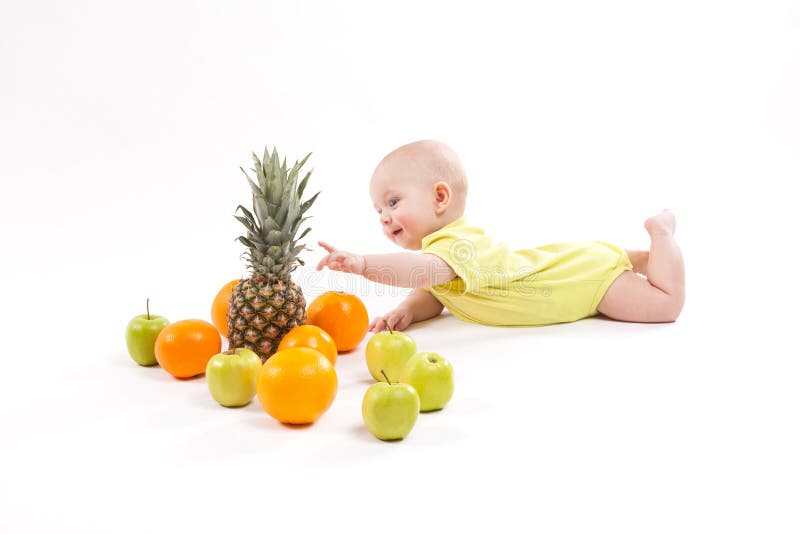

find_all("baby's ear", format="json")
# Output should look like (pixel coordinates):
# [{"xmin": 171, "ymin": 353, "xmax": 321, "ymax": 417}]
[{"xmin": 434, "ymin": 181, "xmax": 452, "ymax": 212}]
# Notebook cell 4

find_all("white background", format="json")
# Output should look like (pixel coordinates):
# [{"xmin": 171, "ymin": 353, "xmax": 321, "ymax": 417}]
[{"xmin": 1, "ymin": 1, "xmax": 798, "ymax": 532}]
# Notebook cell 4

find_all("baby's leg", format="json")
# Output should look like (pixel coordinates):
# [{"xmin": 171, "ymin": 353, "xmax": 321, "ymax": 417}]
[{"xmin": 598, "ymin": 210, "xmax": 685, "ymax": 322}]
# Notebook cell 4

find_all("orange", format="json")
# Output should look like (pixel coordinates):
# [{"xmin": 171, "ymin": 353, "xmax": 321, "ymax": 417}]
[
  {"xmin": 256, "ymin": 347, "xmax": 338, "ymax": 424},
  {"xmin": 277, "ymin": 324, "xmax": 338, "ymax": 365},
  {"xmin": 306, "ymin": 291, "xmax": 368, "ymax": 352},
  {"xmin": 211, "ymin": 279, "xmax": 240, "ymax": 338},
  {"xmin": 154, "ymin": 319, "xmax": 222, "ymax": 378}
]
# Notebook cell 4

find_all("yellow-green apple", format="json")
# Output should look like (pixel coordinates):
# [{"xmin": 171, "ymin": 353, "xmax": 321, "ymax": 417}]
[
  {"xmin": 365, "ymin": 322, "xmax": 417, "ymax": 382},
  {"xmin": 206, "ymin": 348, "xmax": 262, "ymax": 407},
  {"xmin": 399, "ymin": 352, "xmax": 454, "ymax": 412},
  {"xmin": 362, "ymin": 370, "xmax": 420, "ymax": 441},
  {"xmin": 125, "ymin": 299, "xmax": 169, "ymax": 366}
]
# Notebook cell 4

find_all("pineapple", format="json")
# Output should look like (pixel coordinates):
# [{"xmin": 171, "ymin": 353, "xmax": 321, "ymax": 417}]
[{"xmin": 228, "ymin": 146, "xmax": 319, "ymax": 361}]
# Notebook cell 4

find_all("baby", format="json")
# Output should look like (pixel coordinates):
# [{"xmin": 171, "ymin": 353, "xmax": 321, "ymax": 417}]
[{"xmin": 317, "ymin": 140, "xmax": 685, "ymax": 333}]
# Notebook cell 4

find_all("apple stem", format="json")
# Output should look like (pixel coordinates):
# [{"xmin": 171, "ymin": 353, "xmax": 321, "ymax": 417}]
[
  {"xmin": 380, "ymin": 369, "xmax": 391, "ymax": 384},
  {"xmin": 383, "ymin": 320, "xmax": 393, "ymax": 335},
  {"xmin": 146, "ymin": 298, "xmax": 150, "ymax": 320}
]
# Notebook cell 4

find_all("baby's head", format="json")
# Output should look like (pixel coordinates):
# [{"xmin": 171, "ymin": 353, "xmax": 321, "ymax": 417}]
[{"xmin": 370, "ymin": 140, "xmax": 468, "ymax": 250}]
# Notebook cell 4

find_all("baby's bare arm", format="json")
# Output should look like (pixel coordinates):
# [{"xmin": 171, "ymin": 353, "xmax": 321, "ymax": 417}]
[
  {"xmin": 362, "ymin": 253, "xmax": 455, "ymax": 288},
  {"xmin": 368, "ymin": 288, "xmax": 445, "ymax": 332},
  {"xmin": 317, "ymin": 241, "xmax": 455, "ymax": 288}
]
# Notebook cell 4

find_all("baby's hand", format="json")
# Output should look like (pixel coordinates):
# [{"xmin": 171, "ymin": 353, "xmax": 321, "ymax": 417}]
[
  {"xmin": 369, "ymin": 306, "xmax": 414, "ymax": 333},
  {"xmin": 316, "ymin": 241, "xmax": 366, "ymax": 275}
]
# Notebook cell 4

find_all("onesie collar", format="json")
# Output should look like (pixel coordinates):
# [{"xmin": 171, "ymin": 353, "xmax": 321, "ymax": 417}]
[{"xmin": 421, "ymin": 215, "xmax": 468, "ymax": 248}]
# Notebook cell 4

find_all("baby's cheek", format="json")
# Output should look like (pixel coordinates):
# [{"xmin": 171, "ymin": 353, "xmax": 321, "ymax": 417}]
[{"xmin": 395, "ymin": 211, "xmax": 418, "ymax": 231}]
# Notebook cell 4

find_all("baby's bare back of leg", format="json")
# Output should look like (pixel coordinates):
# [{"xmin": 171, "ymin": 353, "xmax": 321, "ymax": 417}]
[
  {"xmin": 597, "ymin": 271, "xmax": 683, "ymax": 322},
  {"xmin": 600, "ymin": 210, "xmax": 685, "ymax": 323}
]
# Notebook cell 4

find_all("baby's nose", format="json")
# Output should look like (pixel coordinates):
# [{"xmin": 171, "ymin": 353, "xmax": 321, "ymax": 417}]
[{"xmin": 380, "ymin": 212, "xmax": 391, "ymax": 224}]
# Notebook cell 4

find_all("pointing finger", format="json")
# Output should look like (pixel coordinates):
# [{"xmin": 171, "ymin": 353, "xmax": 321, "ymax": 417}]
[{"xmin": 318, "ymin": 241, "xmax": 336, "ymax": 253}]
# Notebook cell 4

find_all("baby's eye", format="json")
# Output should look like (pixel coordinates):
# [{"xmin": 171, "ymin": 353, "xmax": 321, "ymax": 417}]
[{"xmin": 388, "ymin": 198, "xmax": 399, "ymax": 208}]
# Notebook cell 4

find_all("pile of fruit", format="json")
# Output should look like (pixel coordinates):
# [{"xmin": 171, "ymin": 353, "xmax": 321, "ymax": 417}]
[
  {"xmin": 124, "ymin": 146, "xmax": 454, "ymax": 441},
  {"xmin": 364, "ymin": 323, "xmax": 453, "ymax": 440}
]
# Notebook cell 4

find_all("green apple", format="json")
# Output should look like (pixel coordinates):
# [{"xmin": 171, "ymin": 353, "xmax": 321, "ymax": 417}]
[
  {"xmin": 206, "ymin": 348, "xmax": 262, "ymax": 407},
  {"xmin": 125, "ymin": 299, "xmax": 169, "ymax": 366},
  {"xmin": 399, "ymin": 352, "xmax": 454, "ymax": 412},
  {"xmin": 365, "ymin": 322, "xmax": 417, "ymax": 383},
  {"xmin": 362, "ymin": 370, "xmax": 420, "ymax": 441}
]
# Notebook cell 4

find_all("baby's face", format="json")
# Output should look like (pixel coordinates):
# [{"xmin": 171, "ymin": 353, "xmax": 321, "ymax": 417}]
[{"xmin": 370, "ymin": 163, "xmax": 442, "ymax": 251}]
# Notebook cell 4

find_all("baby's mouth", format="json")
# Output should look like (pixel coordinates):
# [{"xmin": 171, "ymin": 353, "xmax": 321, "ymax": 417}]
[{"xmin": 392, "ymin": 229, "xmax": 403, "ymax": 238}]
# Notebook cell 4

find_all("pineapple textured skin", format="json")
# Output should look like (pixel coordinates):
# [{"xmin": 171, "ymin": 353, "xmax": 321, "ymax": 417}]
[{"xmin": 228, "ymin": 276, "xmax": 306, "ymax": 360}]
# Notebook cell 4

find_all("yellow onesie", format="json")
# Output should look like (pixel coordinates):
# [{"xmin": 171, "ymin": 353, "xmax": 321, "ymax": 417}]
[{"xmin": 421, "ymin": 217, "xmax": 633, "ymax": 326}]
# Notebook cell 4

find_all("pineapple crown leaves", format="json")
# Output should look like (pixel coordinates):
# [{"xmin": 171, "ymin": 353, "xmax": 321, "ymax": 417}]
[{"xmin": 235, "ymin": 146, "xmax": 320, "ymax": 278}]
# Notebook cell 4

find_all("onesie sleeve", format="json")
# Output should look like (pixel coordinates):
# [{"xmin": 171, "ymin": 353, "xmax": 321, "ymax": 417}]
[{"xmin": 421, "ymin": 227, "xmax": 487, "ymax": 293}]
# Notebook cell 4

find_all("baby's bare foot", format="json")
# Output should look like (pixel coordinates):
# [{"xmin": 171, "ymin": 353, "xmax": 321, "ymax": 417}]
[{"xmin": 644, "ymin": 209, "xmax": 676, "ymax": 237}]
